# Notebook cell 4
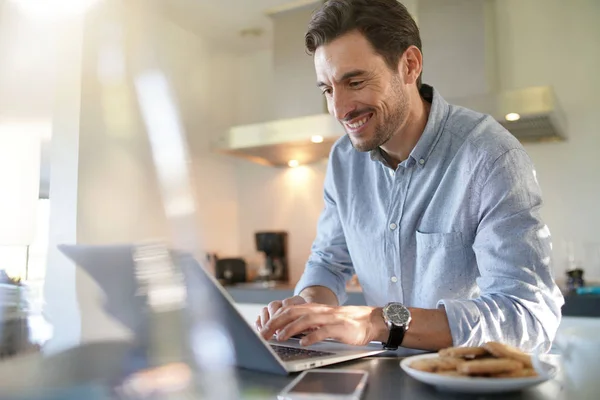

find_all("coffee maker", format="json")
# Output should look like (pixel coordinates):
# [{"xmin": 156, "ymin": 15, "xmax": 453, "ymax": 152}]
[{"xmin": 255, "ymin": 231, "xmax": 288, "ymax": 283}]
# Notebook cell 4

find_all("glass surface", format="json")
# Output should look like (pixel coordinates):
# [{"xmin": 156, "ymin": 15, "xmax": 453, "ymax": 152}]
[{"xmin": 289, "ymin": 371, "xmax": 364, "ymax": 395}]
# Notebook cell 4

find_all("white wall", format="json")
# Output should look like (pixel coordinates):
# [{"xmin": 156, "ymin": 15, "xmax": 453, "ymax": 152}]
[
  {"xmin": 232, "ymin": 0, "xmax": 600, "ymax": 282},
  {"xmin": 190, "ymin": 49, "xmax": 241, "ymax": 259},
  {"xmin": 495, "ymin": 0, "xmax": 600, "ymax": 279},
  {"xmin": 233, "ymin": 49, "xmax": 330, "ymax": 284},
  {"xmin": 235, "ymin": 49, "xmax": 274, "ymax": 125},
  {"xmin": 236, "ymin": 161, "xmax": 328, "ymax": 284}
]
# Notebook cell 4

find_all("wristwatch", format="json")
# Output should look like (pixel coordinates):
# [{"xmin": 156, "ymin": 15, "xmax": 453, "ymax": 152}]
[{"xmin": 382, "ymin": 302, "xmax": 412, "ymax": 350}]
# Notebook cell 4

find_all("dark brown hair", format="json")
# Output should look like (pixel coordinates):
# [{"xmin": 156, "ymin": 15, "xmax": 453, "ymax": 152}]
[{"xmin": 305, "ymin": 0, "xmax": 422, "ymax": 88}]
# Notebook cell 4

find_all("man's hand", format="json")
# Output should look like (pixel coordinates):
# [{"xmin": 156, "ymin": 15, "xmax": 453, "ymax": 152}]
[
  {"xmin": 259, "ymin": 303, "xmax": 388, "ymax": 347},
  {"xmin": 255, "ymin": 296, "xmax": 307, "ymax": 332}
]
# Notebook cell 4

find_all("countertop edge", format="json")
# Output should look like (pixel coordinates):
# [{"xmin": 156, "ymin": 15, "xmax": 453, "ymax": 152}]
[{"xmin": 225, "ymin": 286, "xmax": 600, "ymax": 317}]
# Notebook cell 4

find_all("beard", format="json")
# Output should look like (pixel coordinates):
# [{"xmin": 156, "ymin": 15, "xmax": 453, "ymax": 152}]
[{"xmin": 348, "ymin": 77, "xmax": 409, "ymax": 152}]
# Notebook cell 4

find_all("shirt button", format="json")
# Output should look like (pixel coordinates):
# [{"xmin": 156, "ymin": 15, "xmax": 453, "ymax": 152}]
[
  {"xmin": 419, "ymin": 158, "xmax": 425, "ymax": 165},
  {"xmin": 389, "ymin": 223, "xmax": 397, "ymax": 230},
  {"xmin": 389, "ymin": 169, "xmax": 395, "ymax": 177},
  {"xmin": 390, "ymin": 276, "xmax": 398, "ymax": 283}
]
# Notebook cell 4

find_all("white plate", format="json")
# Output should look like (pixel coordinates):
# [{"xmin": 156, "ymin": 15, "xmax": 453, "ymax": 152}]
[{"xmin": 400, "ymin": 353, "xmax": 556, "ymax": 394}]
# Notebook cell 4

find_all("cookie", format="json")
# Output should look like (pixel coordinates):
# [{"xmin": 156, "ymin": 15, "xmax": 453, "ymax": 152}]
[
  {"xmin": 439, "ymin": 346, "xmax": 489, "ymax": 359},
  {"xmin": 410, "ymin": 357, "xmax": 466, "ymax": 373},
  {"xmin": 483, "ymin": 342, "xmax": 533, "ymax": 368},
  {"xmin": 494, "ymin": 368, "xmax": 538, "ymax": 378},
  {"xmin": 457, "ymin": 358, "xmax": 524, "ymax": 376}
]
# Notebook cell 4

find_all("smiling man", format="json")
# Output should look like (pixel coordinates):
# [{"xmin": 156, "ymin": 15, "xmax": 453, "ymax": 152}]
[{"xmin": 256, "ymin": 0, "xmax": 564, "ymax": 353}]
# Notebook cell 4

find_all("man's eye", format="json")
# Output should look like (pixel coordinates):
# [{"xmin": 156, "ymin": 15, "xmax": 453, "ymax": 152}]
[
  {"xmin": 321, "ymin": 88, "xmax": 332, "ymax": 95},
  {"xmin": 349, "ymin": 81, "xmax": 364, "ymax": 88}
]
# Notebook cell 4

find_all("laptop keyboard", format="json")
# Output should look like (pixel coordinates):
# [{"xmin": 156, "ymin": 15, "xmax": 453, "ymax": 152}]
[{"xmin": 270, "ymin": 344, "xmax": 335, "ymax": 361}]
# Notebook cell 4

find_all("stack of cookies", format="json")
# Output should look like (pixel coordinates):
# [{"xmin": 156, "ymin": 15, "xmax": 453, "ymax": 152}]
[{"xmin": 410, "ymin": 342, "xmax": 538, "ymax": 378}]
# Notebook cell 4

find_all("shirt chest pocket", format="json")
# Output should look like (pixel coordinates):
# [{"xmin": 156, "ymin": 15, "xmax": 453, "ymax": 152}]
[
  {"xmin": 415, "ymin": 231, "xmax": 468, "ymax": 287},
  {"xmin": 416, "ymin": 231, "xmax": 464, "ymax": 249}
]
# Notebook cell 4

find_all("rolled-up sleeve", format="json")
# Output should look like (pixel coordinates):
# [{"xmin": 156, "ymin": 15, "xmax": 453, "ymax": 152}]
[
  {"xmin": 294, "ymin": 156, "xmax": 354, "ymax": 305},
  {"xmin": 438, "ymin": 149, "xmax": 564, "ymax": 352}
]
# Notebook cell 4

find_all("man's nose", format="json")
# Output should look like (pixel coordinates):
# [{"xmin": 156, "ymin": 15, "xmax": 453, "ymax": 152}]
[{"xmin": 330, "ymin": 91, "xmax": 355, "ymax": 121}]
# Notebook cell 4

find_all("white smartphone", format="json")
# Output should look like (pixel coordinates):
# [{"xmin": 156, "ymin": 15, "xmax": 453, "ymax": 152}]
[{"xmin": 277, "ymin": 369, "xmax": 369, "ymax": 400}]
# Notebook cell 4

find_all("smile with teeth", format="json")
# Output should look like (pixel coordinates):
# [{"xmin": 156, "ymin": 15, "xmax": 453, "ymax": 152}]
[{"xmin": 345, "ymin": 114, "xmax": 372, "ymax": 130}]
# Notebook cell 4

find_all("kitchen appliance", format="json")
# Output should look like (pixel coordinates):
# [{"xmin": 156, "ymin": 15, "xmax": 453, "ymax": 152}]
[
  {"xmin": 566, "ymin": 268, "xmax": 585, "ymax": 293},
  {"xmin": 255, "ymin": 231, "xmax": 288, "ymax": 283},
  {"xmin": 215, "ymin": 258, "xmax": 247, "ymax": 286}
]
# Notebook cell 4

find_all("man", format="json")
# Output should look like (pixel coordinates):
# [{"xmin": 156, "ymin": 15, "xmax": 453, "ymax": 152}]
[{"xmin": 256, "ymin": 0, "xmax": 563, "ymax": 352}]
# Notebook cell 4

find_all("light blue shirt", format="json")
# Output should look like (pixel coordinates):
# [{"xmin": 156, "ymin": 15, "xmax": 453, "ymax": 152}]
[{"xmin": 295, "ymin": 85, "xmax": 564, "ymax": 352}]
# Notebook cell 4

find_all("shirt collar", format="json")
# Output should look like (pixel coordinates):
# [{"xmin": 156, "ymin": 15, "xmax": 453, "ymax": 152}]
[{"xmin": 370, "ymin": 84, "xmax": 449, "ymax": 167}]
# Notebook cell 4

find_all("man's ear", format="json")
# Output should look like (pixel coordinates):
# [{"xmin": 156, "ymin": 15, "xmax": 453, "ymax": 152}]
[{"xmin": 400, "ymin": 45, "xmax": 423, "ymax": 85}]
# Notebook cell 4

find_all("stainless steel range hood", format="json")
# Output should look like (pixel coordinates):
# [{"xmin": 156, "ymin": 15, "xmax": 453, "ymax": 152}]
[
  {"xmin": 221, "ymin": 113, "xmax": 344, "ymax": 167},
  {"xmin": 448, "ymin": 86, "xmax": 567, "ymax": 143},
  {"xmin": 218, "ymin": 0, "xmax": 567, "ymax": 167}
]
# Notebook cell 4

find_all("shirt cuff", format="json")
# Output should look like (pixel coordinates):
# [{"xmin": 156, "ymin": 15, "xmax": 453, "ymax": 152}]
[
  {"xmin": 436, "ymin": 298, "xmax": 482, "ymax": 347},
  {"xmin": 294, "ymin": 265, "xmax": 348, "ymax": 305}
]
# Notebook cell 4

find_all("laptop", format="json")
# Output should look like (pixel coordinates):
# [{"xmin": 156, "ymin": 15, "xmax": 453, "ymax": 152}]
[{"xmin": 58, "ymin": 244, "xmax": 385, "ymax": 375}]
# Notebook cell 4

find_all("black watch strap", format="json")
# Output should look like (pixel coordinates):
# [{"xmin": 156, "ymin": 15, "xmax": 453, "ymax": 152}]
[{"xmin": 383, "ymin": 323, "xmax": 406, "ymax": 350}]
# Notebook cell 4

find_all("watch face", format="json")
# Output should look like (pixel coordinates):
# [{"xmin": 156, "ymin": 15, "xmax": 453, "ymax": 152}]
[{"xmin": 384, "ymin": 303, "xmax": 411, "ymax": 326}]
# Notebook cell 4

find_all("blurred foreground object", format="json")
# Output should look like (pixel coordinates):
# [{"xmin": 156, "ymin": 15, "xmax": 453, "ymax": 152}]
[{"xmin": 0, "ymin": 271, "xmax": 52, "ymax": 358}]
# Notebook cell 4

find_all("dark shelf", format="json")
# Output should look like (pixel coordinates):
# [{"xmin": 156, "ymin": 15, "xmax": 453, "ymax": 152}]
[{"xmin": 562, "ymin": 293, "xmax": 600, "ymax": 317}]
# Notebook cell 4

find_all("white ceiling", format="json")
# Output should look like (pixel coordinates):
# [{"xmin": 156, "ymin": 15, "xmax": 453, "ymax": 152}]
[{"xmin": 161, "ymin": 0, "xmax": 320, "ymax": 53}]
